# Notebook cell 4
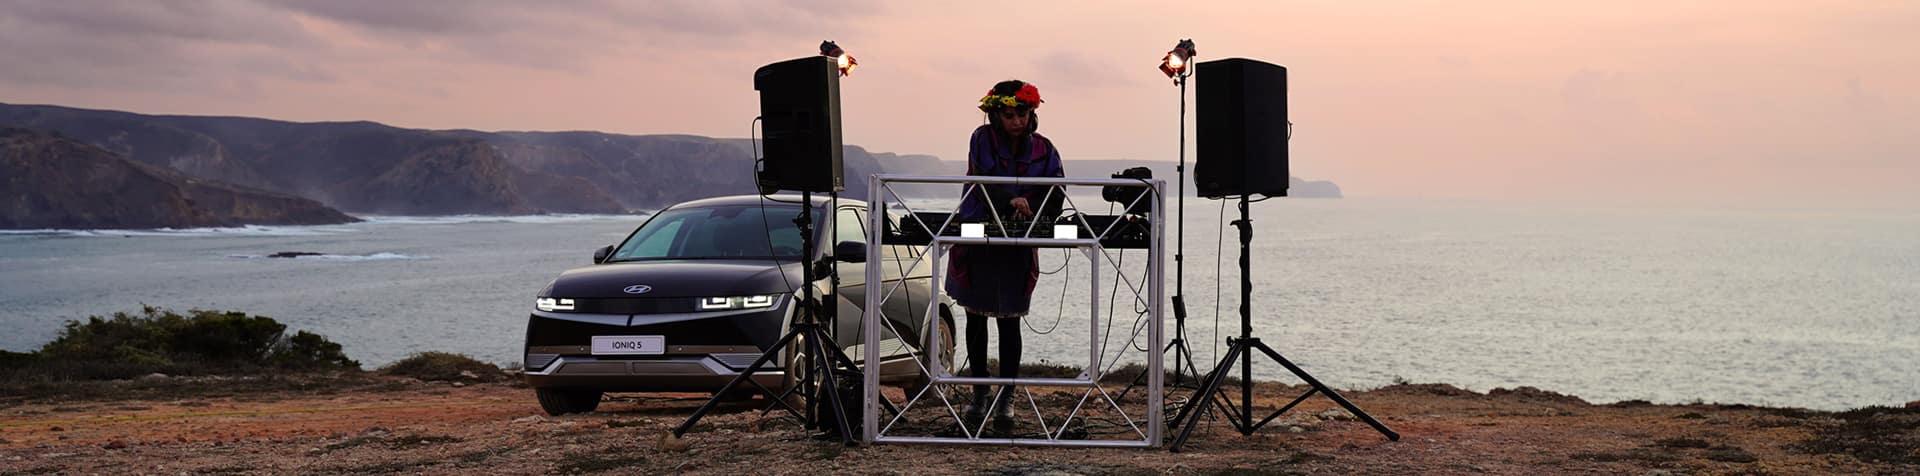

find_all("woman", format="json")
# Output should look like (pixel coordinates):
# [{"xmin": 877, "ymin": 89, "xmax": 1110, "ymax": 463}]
[{"xmin": 947, "ymin": 80, "xmax": 1064, "ymax": 432}]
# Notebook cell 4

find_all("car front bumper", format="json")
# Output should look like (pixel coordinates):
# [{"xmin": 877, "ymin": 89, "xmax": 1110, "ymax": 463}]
[{"xmin": 521, "ymin": 299, "xmax": 794, "ymax": 392}]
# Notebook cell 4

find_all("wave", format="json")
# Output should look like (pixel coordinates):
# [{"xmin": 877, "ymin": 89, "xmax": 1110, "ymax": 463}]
[
  {"xmin": 354, "ymin": 213, "xmax": 650, "ymax": 225},
  {"xmin": 226, "ymin": 252, "xmax": 429, "ymax": 261},
  {"xmin": 0, "ymin": 213, "xmax": 652, "ymax": 237},
  {"xmin": 0, "ymin": 224, "xmax": 362, "ymax": 237}
]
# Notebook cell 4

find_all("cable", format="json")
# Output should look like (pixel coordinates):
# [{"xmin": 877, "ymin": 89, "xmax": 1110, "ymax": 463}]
[
  {"xmin": 1096, "ymin": 203, "xmax": 1123, "ymax": 363},
  {"xmin": 749, "ymin": 116, "xmax": 795, "ymax": 295},
  {"xmin": 1024, "ymin": 249, "xmax": 1068, "ymax": 335},
  {"xmin": 1212, "ymin": 198, "xmax": 1226, "ymax": 363},
  {"xmin": 1037, "ymin": 248, "xmax": 1070, "ymax": 275}
]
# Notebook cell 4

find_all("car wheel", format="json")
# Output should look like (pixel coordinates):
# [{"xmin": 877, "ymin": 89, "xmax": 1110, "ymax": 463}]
[
  {"xmin": 535, "ymin": 388, "xmax": 602, "ymax": 415},
  {"xmin": 779, "ymin": 333, "xmax": 811, "ymax": 413},
  {"xmin": 907, "ymin": 315, "xmax": 956, "ymax": 398}
]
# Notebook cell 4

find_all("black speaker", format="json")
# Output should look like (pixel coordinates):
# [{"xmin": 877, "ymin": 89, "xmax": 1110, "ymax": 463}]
[
  {"xmin": 1195, "ymin": 58, "xmax": 1289, "ymax": 198},
  {"xmin": 754, "ymin": 56, "xmax": 844, "ymax": 193}
]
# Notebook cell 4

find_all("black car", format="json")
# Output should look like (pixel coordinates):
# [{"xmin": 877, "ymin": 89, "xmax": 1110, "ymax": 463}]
[{"xmin": 523, "ymin": 194, "xmax": 954, "ymax": 415}]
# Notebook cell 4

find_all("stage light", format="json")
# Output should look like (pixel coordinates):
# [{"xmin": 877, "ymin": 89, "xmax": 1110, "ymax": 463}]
[
  {"xmin": 1159, "ymin": 39, "xmax": 1196, "ymax": 82},
  {"xmin": 820, "ymin": 40, "xmax": 857, "ymax": 77}
]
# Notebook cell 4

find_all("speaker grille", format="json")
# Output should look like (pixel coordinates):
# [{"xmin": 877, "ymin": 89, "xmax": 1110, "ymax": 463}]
[
  {"xmin": 754, "ymin": 56, "xmax": 844, "ymax": 193},
  {"xmin": 1195, "ymin": 58, "xmax": 1290, "ymax": 198}
]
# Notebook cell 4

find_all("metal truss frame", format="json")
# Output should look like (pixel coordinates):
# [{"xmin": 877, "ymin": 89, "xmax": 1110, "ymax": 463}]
[{"xmin": 861, "ymin": 174, "xmax": 1165, "ymax": 448}]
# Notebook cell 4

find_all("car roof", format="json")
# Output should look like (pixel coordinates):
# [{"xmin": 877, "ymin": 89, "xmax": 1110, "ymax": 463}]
[{"xmin": 668, "ymin": 194, "xmax": 862, "ymax": 210}]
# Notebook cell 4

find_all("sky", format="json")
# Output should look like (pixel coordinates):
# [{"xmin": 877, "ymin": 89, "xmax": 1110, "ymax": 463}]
[{"xmin": 1, "ymin": 0, "xmax": 1914, "ymax": 208}]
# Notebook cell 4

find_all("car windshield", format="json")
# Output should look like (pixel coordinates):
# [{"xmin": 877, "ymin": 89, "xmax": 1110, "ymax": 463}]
[{"xmin": 607, "ymin": 204, "xmax": 822, "ymax": 261}]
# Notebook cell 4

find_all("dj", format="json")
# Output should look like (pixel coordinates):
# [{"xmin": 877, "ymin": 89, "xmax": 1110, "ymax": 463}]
[{"xmin": 948, "ymin": 80, "xmax": 1064, "ymax": 432}]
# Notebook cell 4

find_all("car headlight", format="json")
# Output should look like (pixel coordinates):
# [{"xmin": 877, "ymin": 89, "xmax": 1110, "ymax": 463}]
[
  {"xmin": 697, "ymin": 294, "xmax": 779, "ymax": 311},
  {"xmin": 535, "ymin": 297, "xmax": 576, "ymax": 312}
]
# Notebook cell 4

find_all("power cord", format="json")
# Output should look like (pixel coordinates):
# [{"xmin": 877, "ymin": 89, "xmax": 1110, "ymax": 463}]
[
  {"xmin": 1213, "ymin": 198, "xmax": 1226, "ymax": 363},
  {"xmin": 750, "ymin": 116, "xmax": 796, "ymax": 295}
]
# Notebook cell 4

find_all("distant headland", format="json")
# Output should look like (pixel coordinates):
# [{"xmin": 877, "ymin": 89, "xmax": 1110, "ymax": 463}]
[{"xmin": 0, "ymin": 102, "xmax": 1339, "ymax": 229}]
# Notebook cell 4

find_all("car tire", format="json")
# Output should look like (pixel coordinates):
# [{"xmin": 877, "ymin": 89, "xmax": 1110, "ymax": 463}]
[
  {"xmin": 779, "ymin": 333, "xmax": 811, "ymax": 413},
  {"xmin": 535, "ymin": 388, "xmax": 603, "ymax": 415},
  {"xmin": 907, "ymin": 314, "xmax": 957, "ymax": 398}
]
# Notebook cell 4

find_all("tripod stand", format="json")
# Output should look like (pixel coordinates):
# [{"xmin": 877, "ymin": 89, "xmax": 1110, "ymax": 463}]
[
  {"xmin": 1117, "ymin": 62, "xmax": 1203, "ymax": 403},
  {"xmin": 1167, "ymin": 195, "xmax": 1399, "ymax": 452},
  {"xmin": 671, "ymin": 191, "xmax": 866, "ymax": 444}
]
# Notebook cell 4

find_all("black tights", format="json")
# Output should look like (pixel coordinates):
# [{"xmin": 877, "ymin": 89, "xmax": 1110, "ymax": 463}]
[{"xmin": 965, "ymin": 311, "xmax": 1021, "ymax": 390}]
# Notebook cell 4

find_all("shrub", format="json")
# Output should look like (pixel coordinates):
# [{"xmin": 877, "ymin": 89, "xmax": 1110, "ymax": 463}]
[
  {"xmin": 381, "ymin": 352, "xmax": 505, "ymax": 382},
  {"xmin": 6, "ymin": 306, "xmax": 358, "ymax": 381},
  {"xmin": 273, "ymin": 330, "xmax": 359, "ymax": 370}
]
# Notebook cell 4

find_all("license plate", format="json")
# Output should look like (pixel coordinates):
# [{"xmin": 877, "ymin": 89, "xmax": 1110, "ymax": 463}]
[{"xmin": 591, "ymin": 335, "xmax": 665, "ymax": 355}]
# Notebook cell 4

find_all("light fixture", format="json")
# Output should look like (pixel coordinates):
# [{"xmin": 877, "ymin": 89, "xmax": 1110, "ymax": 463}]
[
  {"xmin": 820, "ymin": 40, "xmax": 857, "ymax": 77},
  {"xmin": 535, "ymin": 297, "xmax": 576, "ymax": 312},
  {"xmin": 1159, "ymin": 39, "xmax": 1196, "ymax": 82},
  {"xmin": 698, "ymin": 294, "xmax": 781, "ymax": 311}
]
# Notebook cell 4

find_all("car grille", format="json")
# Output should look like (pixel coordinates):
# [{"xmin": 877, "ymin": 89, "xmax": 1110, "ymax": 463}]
[
  {"xmin": 570, "ymin": 298, "xmax": 697, "ymax": 314},
  {"xmin": 559, "ymin": 361, "xmax": 630, "ymax": 375}
]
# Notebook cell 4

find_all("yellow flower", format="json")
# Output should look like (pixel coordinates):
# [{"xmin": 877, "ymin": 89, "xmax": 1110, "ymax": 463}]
[{"xmin": 979, "ymin": 94, "xmax": 1027, "ymax": 110}]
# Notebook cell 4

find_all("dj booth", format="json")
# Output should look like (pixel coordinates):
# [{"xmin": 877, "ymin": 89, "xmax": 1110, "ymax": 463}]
[{"xmin": 860, "ymin": 174, "xmax": 1166, "ymax": 448}]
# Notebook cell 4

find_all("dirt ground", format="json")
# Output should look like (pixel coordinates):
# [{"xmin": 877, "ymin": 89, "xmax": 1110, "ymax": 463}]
[{"xmin": 2, "ymin": 376, "xmax": 1915, "ymax": 475}]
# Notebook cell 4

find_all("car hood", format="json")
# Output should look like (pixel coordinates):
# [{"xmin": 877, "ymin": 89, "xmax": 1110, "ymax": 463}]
[{"xmin": 543, "ymin": 259, "xmax": 804, "ymax": 298}]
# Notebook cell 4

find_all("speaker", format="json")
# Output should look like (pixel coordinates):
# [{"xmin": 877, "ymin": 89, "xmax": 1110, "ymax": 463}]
[
  {"xmin": 1195, "ymin": 58, "xmax": 1289, "ymax": 198},
  {"xmin": 754, "ymin": 56, "xmax": 844, "ymax": 193}
]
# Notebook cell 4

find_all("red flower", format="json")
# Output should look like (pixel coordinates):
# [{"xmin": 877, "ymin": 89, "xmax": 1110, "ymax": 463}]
[{"xmin": 1014, "ymin": 84, "xmax": 1043, "ymax": 107}]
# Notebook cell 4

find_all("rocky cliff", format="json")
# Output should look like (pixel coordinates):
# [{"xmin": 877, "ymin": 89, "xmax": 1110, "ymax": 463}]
[
  {"xmin": 0, "ymin": 103, "xmax": 1335, "ymax": 219},
  {"xmin": 0, "ymin": 103, "xmax": 955, "ymax": 215},
  {"xmin": 0, "ymin": 128, "xmax": 357, "ymax": 229}
]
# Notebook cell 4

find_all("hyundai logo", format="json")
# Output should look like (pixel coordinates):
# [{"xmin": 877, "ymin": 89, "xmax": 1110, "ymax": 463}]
[{"xmin": 622, "ymin": 285, "xmax": 653, "ymax": 295}]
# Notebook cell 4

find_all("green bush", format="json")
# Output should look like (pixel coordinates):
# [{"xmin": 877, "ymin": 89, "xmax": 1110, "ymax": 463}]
[
  {"xmin": 274, "ymin": 330, "xmax": 358, "ymax": 370},
  {"xmin": 380, "ymin": 351, "xmax": 505, "ymax": 382},
  {"xmin": 9, "ymin": 306, "xmax": 359, "ymax": 381}
]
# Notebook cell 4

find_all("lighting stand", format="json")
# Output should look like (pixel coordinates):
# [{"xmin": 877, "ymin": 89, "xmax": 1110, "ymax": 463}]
[
  {"xmin": 1167, "ymin": 195, "xmax": 1399, "ymax": 452},
  {"xmin": 1117, "ymin": 67, "xmax": 1203, "ymax": 403},
  {"xmin": 671, "ymin": 190, "xmax": 865, "ymax": 444}
]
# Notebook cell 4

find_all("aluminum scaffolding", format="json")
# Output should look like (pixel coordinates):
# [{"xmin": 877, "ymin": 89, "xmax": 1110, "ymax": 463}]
[{"xmin": 861, "ymin": 174, "xmax": 1165, "ymax": 448}]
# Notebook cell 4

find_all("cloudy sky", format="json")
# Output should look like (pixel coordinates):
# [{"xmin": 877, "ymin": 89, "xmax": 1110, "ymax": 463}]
[{"xmin": 2, "ymin": 0, "xmax": 1914, "ymax": 208}]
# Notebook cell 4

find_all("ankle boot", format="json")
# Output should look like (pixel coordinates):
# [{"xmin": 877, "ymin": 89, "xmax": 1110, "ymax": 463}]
[
  {"xmin": 990, "ymin": 387, "xmax": 1016, "ymax": 434},
  {"xmin": 961, "ymin": 385, "xmax": 990, "ymax": 425}
]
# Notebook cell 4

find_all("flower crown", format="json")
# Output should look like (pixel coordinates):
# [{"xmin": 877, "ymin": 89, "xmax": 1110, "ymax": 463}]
[{"xmin": 978, "ymin": 83, "xmax": 1043, "ymax": 112}]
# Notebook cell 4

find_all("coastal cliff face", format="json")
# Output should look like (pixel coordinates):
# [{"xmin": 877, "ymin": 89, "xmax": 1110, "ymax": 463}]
[
  {"xmin": 344, "ymin": 141, "xmax": 537, "ymax": 216},
  {"xmin": 0, "ymin": 103, "xmax": 956, "ymax": 216},
  {"xmin": 0, "ymin": 103, "xmax": 1341, "ymax": 222},
  {"xmin": 0, "ymin": 128, "xmax": 357, "ymax": 229}
]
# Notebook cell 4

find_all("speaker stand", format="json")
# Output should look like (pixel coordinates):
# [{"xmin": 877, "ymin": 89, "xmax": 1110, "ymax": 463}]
[
  {"xmin": 671, "ymin": 191, "xmax": 866, "ymax": 444},
  {"xmin": 1118, "ymin": 67, "xmax": 1204, "ymax": 403},
  {"xmin": 1167, "ymin": 195, "xmax": 1399, "ymax": 452}
]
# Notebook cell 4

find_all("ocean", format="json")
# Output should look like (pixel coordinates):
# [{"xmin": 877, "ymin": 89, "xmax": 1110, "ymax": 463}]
[{"xmin": 1, "ymin": 198, "xmax": 1913, "ymax": 411}]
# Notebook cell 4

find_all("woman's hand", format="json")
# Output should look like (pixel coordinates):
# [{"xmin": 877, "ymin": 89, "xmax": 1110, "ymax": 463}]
[{"xmin": 1010, "ymin": 197, "xmax": 1033, "ymax": 218}]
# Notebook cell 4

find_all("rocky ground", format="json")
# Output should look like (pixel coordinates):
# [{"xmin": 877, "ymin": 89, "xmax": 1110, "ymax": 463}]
[{"xmin": 2, "ymin": 375, "xmax": 1915, "ymax": 475}]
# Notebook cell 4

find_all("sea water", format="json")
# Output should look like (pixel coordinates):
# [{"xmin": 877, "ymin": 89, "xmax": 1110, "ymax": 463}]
[{"xmin": 0, "ymin": 200, "xmax": 1913, "ymax": 410}]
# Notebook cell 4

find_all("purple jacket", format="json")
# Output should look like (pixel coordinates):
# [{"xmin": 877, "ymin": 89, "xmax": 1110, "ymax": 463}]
[
  {"xmin": 956, "ymin": 125, "xmax": 1065, "ymax": 220},
  {"xmin": 945, "ymin": 125, "xmax": 1065, "ymax": 317}
]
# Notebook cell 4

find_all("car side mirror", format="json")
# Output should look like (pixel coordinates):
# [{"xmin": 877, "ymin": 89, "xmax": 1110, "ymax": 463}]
[
  {"xmin": 834, "ymin": 241, "xmax": 867, "ymax": 263},
  {"xmin": 593, "ymin": 245, "xmax": 613, "ymax": 264}
]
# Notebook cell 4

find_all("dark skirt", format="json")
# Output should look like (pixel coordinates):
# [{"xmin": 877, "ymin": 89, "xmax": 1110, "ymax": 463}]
[{"xmin": 945, "ymin": 245, "xmax": 1040, "ymax": 318}]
